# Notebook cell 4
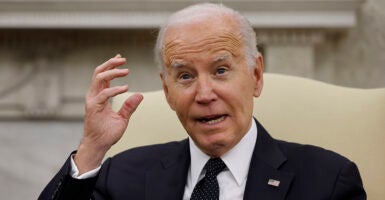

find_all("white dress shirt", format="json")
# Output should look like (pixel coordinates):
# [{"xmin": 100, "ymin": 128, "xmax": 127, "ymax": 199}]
[
  {"xmin": 183, "ymin": 119, "xmax": 257, "ymax": 200},
  {"xmin": 70, "ymin": 155, "xmax": 101, "ymax": 179},
  {"xmin": 71, "ymin": 119, "xmax": 257, "ymax": 200}
]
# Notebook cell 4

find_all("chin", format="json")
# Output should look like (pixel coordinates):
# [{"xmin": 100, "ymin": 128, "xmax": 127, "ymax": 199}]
[
  {"xmin": 204, "ymin": 146, "xmax": 226, "ymax": 157},
  {"xmin": 200, "ymin": 139, "xmax": 231, "ymax": 157}
]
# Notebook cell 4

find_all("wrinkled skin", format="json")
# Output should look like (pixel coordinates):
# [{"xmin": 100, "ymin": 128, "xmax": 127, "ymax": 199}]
[{"xmin": 161, "ymin": 15, "xmax": 264, "ymax": 157}]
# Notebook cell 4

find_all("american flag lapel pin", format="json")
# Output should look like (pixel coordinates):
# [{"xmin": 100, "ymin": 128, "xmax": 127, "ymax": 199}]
[{"xmin": 268, "ymin": 179, "xmax": 280, "ymax": 187}]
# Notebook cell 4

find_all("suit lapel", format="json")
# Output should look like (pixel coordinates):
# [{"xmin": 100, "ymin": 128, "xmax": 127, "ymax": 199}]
[
  {"xmin": 144, "ymin": 119, "xmax": 294, "ymax": 200},
  {"xmin": 244, "ymin": 119, "xmax": 294, "ymax": 200},
  {"xmin": 145, "ymin": 139, "xmax": 190, "ymax": 200}
]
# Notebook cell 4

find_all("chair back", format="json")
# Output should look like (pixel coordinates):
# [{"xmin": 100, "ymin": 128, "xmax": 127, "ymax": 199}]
[{"xmin": 109, "ymin": 73, "xmax": 385, "ymax": 199}]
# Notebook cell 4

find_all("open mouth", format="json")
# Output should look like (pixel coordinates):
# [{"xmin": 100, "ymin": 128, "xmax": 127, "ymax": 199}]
[{"xmin": 196, "ymin": 114, "xmax": 227, "ymax": 125}]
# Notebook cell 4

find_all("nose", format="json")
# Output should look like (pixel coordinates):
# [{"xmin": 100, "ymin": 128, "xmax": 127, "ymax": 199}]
[{"xmin": 195, "ymin": 76, "xmax": 217, "ymax": 104}]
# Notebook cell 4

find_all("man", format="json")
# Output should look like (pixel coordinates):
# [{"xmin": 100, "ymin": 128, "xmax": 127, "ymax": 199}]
[{"xmin": 39, "ymin": 3, "xmax": 366, "ymax": 200}]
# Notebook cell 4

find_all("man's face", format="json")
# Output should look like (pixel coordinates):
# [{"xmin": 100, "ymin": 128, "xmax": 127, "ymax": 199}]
[{"xmin": 160, "ymin": 15, "xmax": 263, "ymax": 157}]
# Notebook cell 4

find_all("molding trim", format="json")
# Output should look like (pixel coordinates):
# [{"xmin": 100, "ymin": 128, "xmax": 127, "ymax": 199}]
[
  {"xmin": 257, "ymin": 30, "xmax": 325, "ymax": 45},
  {"xmin": 0, "ymin": 0, "xmax": 364, "ymax": 29}
]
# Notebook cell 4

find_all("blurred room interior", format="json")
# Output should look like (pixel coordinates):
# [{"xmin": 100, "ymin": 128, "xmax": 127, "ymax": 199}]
[{"xmin": 0, "ymin": 0, "xmax": 384, "ymax": 199}]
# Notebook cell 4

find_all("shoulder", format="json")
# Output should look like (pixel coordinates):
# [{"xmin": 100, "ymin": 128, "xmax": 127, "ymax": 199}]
[
  {"xmin": 93, "ymin": 140, "xmax": 189, "ymax": 198},
  {"xmin": 274, "ymin": 139, "xmax": 365, "ymax": 198},
  {"xmin": 107, "ymin": 139, "xmax": 189, "ymax": 171},
  {"xmin": 276, "ymin": 139, "xmax": 351, "ymax": 167},
  {"xmin": 274, "ymin": 139, "xmax": 356, "ymax": 177}
]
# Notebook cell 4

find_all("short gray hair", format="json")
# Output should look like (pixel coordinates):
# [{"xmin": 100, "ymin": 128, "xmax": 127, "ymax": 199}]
[{"xmin": 154, "ymin": 3, "xmax": 259, "ymax": 73}]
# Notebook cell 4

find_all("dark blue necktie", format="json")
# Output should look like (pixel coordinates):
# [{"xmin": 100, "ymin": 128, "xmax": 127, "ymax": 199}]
[{"xmin": 190, "ymin": 158, "xmax": 227, "ymax": 200}]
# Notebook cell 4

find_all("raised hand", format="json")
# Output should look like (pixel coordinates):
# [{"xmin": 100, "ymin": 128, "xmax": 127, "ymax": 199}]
[{"xmin": 75, "ymin": 54, "xmax": 143, "ymax": 174}]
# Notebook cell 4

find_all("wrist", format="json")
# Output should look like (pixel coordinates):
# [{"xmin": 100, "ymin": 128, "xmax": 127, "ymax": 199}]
[{"xmin": 74, "ymin": 142, "xmax": 108, "ymax": 175}]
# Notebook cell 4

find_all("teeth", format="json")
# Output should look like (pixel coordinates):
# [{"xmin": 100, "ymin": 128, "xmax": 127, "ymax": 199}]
[{"xmin": 203, "ymin": 115, "xmax": 225, "ymax": 125}]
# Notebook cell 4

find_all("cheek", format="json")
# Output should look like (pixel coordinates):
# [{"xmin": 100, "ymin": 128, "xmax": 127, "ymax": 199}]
[
  {"xmin": 169, "ymin": 88, "xmax": 195, "ymax": 116},
  {"xmin": 226, "ymin": 82, "xmax": 255, "ymax": 115}
]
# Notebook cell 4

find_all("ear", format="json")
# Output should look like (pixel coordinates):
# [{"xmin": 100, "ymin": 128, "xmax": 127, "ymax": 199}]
[
  {"xmin": 252, "ymin": 53, "xmax": 264, "ymax": 98},
  {"xmin": 160, "ymin": 73, "xmax": 176, "ymax": 111}
]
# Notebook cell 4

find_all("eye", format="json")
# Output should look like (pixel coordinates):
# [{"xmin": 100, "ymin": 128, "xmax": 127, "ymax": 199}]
[
  {"xmin": 216, "ymin": 67, "xmax": 228, "ymax": 75},
  {"xmin": 178, "ymin": 73, "xmax": 193, "ymax": 80}
]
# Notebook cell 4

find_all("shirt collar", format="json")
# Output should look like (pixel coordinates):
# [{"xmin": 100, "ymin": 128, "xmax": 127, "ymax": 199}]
[{"xmin": 188, "ymin": 118, "xmax": 258, "ymax": 186}]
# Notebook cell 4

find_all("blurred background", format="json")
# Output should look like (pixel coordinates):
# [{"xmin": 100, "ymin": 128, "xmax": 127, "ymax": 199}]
[{"xmin": 0, "ymin": 0, "xmax": 384, "ymax": 199}]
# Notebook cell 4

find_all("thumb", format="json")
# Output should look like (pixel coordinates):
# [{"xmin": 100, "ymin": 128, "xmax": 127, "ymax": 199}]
[{"xmin": 118, "ymin": 93, "xmax": 144, "ymax": 120}]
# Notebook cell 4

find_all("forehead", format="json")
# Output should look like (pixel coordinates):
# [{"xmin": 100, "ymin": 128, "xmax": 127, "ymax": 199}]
[{"xmin": 162, "ymin": 15, "xmax": 244, "ymax": 67}]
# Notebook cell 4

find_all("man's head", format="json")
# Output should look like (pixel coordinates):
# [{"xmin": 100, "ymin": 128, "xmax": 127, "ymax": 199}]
[
  {"xmin": 156, "ymin": 3, "xmax": 264, "ymax": 157},
  {"xmin": 155, "ymin": 3, "xmax": 258, "ymax": 73}
]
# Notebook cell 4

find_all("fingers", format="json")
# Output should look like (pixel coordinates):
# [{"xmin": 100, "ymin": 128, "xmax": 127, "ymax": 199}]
[
  {"xmin": 89, "ymin": 68, "xmax": 129, "ymax": 97},
  {"xmin": 88, "ymin": 54, "xmax": 129, "ymax": 97},
  {"xmin": 118, "ymin": 93, "xmax": 144, "ymax": 120},
  {"xmin": 94, "ymin": 54, "xmax": 126, "ymax": 78},
  {"xmin": 93, "ymin": 85, "xmax": 129, "ymax": 106}
]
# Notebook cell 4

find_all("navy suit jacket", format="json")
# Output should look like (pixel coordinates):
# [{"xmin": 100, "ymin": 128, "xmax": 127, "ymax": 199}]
[{"xmin": 39, "ymin": 120, "xmax": 366, "ymax": 200}]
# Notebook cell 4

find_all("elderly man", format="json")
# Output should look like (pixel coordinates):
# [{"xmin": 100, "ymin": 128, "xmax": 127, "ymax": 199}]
[{"xmin": 39, "ymin": 3, "xmax": 365, "ymax": 200}]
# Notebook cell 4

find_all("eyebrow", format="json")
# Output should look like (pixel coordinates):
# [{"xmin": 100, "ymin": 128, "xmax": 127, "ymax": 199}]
[
  {"xmin": 170, "ymin": 60, "xmax": 187, "ymax": 69},
  {"xmin": 169, "ymin": 53, "xmax": 232, "ymax": 69},
  {"xmin": 213, "ymin": 54, "xmax": 231, "ymax": 63}
]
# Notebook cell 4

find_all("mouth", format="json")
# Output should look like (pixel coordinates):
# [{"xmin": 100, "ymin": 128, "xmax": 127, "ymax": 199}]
[{"xmin": 196, "ymin": 114, "xmax": 227, "ymax": 125}]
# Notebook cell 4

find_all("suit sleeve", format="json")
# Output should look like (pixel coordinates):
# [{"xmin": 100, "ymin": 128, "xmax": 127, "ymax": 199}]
[
  {"xmin": 331, "ymin": 161, "xmax": 366, "ymax": 200},
  {"xmin": 38, "ymin": 153, "xmax": 110, "ymax": 200}
]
